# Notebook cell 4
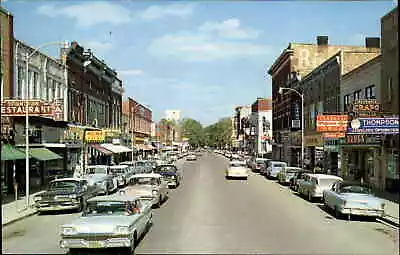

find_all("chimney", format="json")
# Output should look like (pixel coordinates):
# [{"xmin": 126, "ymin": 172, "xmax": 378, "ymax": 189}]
[
  {"xmin": 317, "ymin": 36, "xmax": 329, "ymax": 46},
  {"xmin": 365, "ymin": 37, "xmax": 380, "ymax": 48}
]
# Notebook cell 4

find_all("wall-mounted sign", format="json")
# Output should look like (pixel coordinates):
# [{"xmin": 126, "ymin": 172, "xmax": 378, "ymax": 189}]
[
  {"xmin": 1, "ymin": 99, "xmax": 64, "ymax": 120},
  {"xmin": 304, "ymin": 134, "xmax": 323, "ymax": 147},
  {"xmin": 85, "ymin": 131, "xmax": 105, "ymax": 142},
  {"xmin": 345, "ymin": 134, "xmax": 382, "ymax": 145},
  {"xmin": 316, "ymin": 115, "xmax": 348, "ymax": 132},
  {"xmin": 352, "ymin": 99, "xmax": 380, "ymax": 115},
  {"xmin": 323, "ymin": 132, "xmax": 345, "ymax": 139},
  {"xmin": 347, "ymin": 117, "xmax": 399, "ymax": 134}
]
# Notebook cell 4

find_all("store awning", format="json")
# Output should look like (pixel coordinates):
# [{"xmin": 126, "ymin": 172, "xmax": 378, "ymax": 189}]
[
  {"xmin": 100, "ymin": 143, "xmax": 132, "ymax": 154},
  {"xmin": 90, "ymin": 144, "xmax": 113, "ymax": 156},
  {"xmin": 1, "ymin": 144, "xmax": 28, "ymax": 161},
  {"xmin": 29, "ymin": 148, "xmax": 63, "ymax": 161},
  {"xmin": 136, "ymin": 144, "xmax": 154, "ymax": 151}
]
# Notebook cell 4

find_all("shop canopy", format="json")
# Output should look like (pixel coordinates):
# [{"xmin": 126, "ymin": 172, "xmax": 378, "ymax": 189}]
[
  {"xmin": 1, "ymin": 144, "xmax": 29, "ymax": 161},
  {"xmin": 89, "ymin": 144, "xmax": 113, "ymax": 156},
  {"xmin": 100, "ymin": 143, "xmax": 132, "ymax": 154},
  {"xmin": 29, "ymin": 148, "xmax": 63, "ymax": 161}
]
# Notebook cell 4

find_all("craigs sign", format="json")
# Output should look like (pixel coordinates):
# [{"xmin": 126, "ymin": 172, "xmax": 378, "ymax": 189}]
[{"xmin": 1, "ymin": 99, "xmax": 63, "ymax": 119}]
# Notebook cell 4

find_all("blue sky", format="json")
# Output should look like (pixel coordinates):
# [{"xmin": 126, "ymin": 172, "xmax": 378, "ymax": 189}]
[{"xmin": 2, "ymin": 0, "xmax": 397, "ymax": 125}]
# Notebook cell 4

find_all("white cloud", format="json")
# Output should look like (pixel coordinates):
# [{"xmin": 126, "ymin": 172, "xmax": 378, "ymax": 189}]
[
  {"xmin": 118, "ymin": 69, "xmax": 145, "ymax": 76},
  {"xmin": 148, "ymin": 18, "xmax": 270, "ymax": 62},
  {"xmin": 84, "ymin": 41, "xmax": 113, "ymax": 51},
  {"xmin": 37, "ymin": 2, "xmax": 132, "ymax": 27},
  {"xmin": 199, "ymin": 18, "xmax": 261, "ymax": 40},
  {"xmin": 137, "ymin": 3, "xmax": 195, "ymax": 21}
]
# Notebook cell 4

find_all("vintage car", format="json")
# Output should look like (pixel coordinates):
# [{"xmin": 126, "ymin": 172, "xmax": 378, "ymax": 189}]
[
  {"xmin": 265, "ymin": 161, "xmax": 287, "ymax": 179},
  {"xmin": 84, "ymin": 165, "xmax": 117, "ymax": 195},
  {"xmin": 109, "ymin": 165, "xmax": 133, "ymax": 188},
  {"xmin": 153, "ymin": 164, "xmax": 182, "ymax": 188},
  {"xmin": 121, "ymin": 173, "xmax": 169, "ymax": 208},
  {"xmin": 290, "ymin": 170, "xmax": 313, "ymax": 191},
  {"xmin": 298, "ymin": 174, "xmax": 343, "ymax": 201},
  {"xmin": 277, "ymin": 166, "xmax": 302, "ymax": 185},
  {"xmin": 226, "ymin": 161, "xmax": 249, "ymax": 180},
  {"xmin": 33, "ymin": 178, "xmax": 97, "ymax": 213},
  {"xmin": 59, "ymin": 194, "xmax": 152, "ymax": 254},
  {"xmin": 323, "ymin": 181, "xmax": 386, "ymax": 219},
  {"xmin": 186, "ymin": 154, "xmax": 197, "ymax": 161}
]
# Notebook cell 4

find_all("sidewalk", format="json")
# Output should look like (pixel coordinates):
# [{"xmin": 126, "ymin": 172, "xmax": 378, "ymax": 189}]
[
  {"xmin": 2, "ymin": 191, "xmax": 44, "ymax": 226},
  {"xmin": 380, "ymin": 199, "xmax": 399, "ymax": 227}
]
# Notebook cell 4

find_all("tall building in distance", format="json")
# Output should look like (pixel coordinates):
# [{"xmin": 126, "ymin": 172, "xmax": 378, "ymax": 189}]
[{"xmin": 165, "ymin": 110, "xmax": 181, "ymax": 122}]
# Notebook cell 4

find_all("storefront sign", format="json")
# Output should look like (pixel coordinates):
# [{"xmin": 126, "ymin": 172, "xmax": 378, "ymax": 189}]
[
  {"xmin": 316, "ymin": 115, "xmax": 348, "ymax": 132},
  {"xmin": 348, "ymin": 117, "xmax": 399, "ymax": 134},
  {"xmin": 345, "ymin": 134, "xmax": 382, "ymax": 145},
  {"xmin": 289, "ymin": 132, "xmax": 301, "ymax": 146},
  {"xmin": 323, "ymin": 132, "xmax": 345, "ymax": 139},
  {"xmin": 85, "ymin": 131, "xmax": 105, "ymax": 142},
  {"xmin": 305, "ymin": 134, "xmax": 323, "ymax": 147},
  {"xmin": 352, "ymin": 99, "xmax": 380, "ymax": 115},
  {"xmin": 1, "ymin": 99, "xmax": 63, "ymax": 119}
]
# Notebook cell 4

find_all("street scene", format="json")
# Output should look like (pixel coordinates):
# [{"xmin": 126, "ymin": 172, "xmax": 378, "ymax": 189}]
[{"xmin": 1, "ymin": 1, "xmax": 399, "ymax": 255}]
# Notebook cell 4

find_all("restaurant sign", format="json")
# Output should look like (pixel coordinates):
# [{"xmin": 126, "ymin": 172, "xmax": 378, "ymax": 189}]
[
  {"xmin": 351, "ymin": 99, "xmax": 381, "ymax": 115},
  {"xmin": 345, "ymin": 134, "xmax": 382, "ymax": 145},
  {"xmin": 316, "ymin": 115, "xmax": 348, "ymax": 132},
  {"xmin": 85, "ymin": 131, "xmax": 105, "ymax": 142},
  {"xmin": 348, "ymin": 117, "xmax": 399, "ymax": 134},
  {"xmin": 1, "ymin": 99, "xmax": 64, "ymax": 120}
]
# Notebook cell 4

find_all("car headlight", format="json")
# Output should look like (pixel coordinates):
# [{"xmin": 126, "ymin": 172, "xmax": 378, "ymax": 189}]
[
  {"xmin": 115, "ymin": 225, "xmax": 130, "ymax": 234},
  {"xmin": 380, "ymin": 203, "xmax": 385, "ymax": 209},
  {"xmin": 171, "ymin": 176, "xmax": 176, "ymax": 179},
  {"xmin": 152, "ymin": 190, "xmax": 158, "ymax": 196},
  {"xmin": 34, "ymin": 196, "xmax": 42, "ymax": 201},
  {"xmin": 68, "ymin": 194, "xmax": 77, "ymax": 199},
  {"xmin": 62, "ymin": 226, "xmax": 77, "ymax": 235}
]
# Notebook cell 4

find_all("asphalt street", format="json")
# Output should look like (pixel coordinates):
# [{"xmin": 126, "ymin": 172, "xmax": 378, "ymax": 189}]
[{"xmin": 2, "ymin": 153, "xmax": 399, "ymax": 255}]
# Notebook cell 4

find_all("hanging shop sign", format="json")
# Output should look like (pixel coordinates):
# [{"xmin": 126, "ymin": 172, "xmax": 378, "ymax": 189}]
[
  {"xmin": 1, "ymin": 99, "xmax": 63, "ymax": 119},
  {"xmin": 351, "ymin": 99, "xmax": 381, "ymax": 116},
  {"xmin": 316, "ymin": 115, "xmax": 348, "ymax": 132},
  {"xmin": 347, "ymin": 117, "xmax": 399, "ymax": 134},
  {"xmin": 345, "ymin": 134, "xmax": 382, "ymax": 145},
  {"xmin": 85, "ymin": 131, "xmax": 105, "ymax": 142}
]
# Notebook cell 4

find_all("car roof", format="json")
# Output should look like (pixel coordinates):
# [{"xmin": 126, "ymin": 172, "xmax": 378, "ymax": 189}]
[
  {"xmin": 156, "ymin": 164, "xmax": 177, "ymax": 168},
  {"xmin": 51, "ymin": 178, "xmax": 82, "ymax": 182},
  {"xmin": 87, "ymin": 193, "xmax": 139, "ymax": 203},
  {"xmin": 133, "ymin": 173, "xmax": 163, "ymax": 178},
  {"xmin": 109, "ymin": 165, "xmax": 129, "ymax": 169}
]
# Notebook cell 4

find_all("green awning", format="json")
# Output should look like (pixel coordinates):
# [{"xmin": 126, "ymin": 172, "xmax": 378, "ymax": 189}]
[
  {"xmin": 29, "ymin": 148, "xmax": 62, "ymax": 161},
  {"xmin": 1, "ymin": 144, "xmax": 28, "ymax": 161}
]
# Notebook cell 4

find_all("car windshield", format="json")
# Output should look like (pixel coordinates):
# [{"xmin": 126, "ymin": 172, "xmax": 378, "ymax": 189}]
[
  {"xmin": 230, "ymin": 163, "xmax": 246, "ymax": 167},
  {"xmin": 136, "ymin": 162, "xmax": 145, "ymax": 167},
  {"xmin": 256, "ymin": 159, "xmax": 267, "ymax": 164},
  {"xmin": 84, "ymin": 201, "xmax": 137, "ymax": 216},
  {"xmin": 133, "ymin": 177, "xmax": 158, "ymax": 185},
  {"xmin": 318, "ymin": 179, "xmax": 340, "ymax": 187},
  {"xmin": 286, "ymin": 168, "xmax": 300, "ymax": 174},
  {"xmin": 110, "ymin": 168, "xmax": 126, "ymax": 174},
  {"xmin": 155, "ymin": 166, "xmax": 177, "ymax": 173},
  {"xmin": 273, "ymin": 163, "xmax": 286, "ymax": 168},
  {"xmin": 87, "ymin": 166, "xmax": 108, "ymax": 174},
  {"xmin": 340, "ymin": 185, "xmax": 371, "ymax": 194},
  {"xmin": 49, "ymin": 181, "xmax": 79, "ymax": 190}
]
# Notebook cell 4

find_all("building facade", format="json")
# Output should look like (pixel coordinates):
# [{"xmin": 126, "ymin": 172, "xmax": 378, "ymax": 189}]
[
  {"xmin": 250, "ymin": 98, "xmax": 272, "ymax": 156},
  {"xmin": 268, "ymin": 36, "xmax": 382, "ymax": 165},
  {"xmin": 380, "ymin": 7, "xmax": 399, "ymax": 191}
]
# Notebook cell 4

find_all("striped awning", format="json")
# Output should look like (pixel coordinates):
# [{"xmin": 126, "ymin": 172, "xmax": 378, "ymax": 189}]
[
  {"xmin": 90, "ymin": 144, "xmax": 113, "ymax": 155},
  {"xmin": 100, "ymin": 143, "xmax": 132, "ymax": 153}
]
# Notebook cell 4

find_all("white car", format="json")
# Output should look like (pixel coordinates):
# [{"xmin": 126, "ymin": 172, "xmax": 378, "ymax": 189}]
[
  {"xmin": 266, "ymin": 161, "xmax": 287, "ymax": 179},
  {"xmin": 226, "ymin": 161, "xmax": 249, "ymax": 179},
  {"xmin": 298, "ymin": 174, "xmax": 343, "ymax": 201}
]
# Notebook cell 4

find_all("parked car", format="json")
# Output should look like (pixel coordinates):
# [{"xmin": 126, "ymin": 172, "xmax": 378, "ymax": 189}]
[
  {"xmin": 33, "ymin": 178, "xmax": 97, "ymax": 213},
  {"xmin": 226, "ymin": 160, "xmax": 249, "ymax": 180},
  {"xmin": 323, "ymin": 181, "xmax": 386, "ymax": 220},
  {"xmin": 290, "ymin": 170, "xmax": 313, "ymax": 191},
  {"xmin": 186, "ymin": 154, "xmax": 197, "ymax": 161},
  {"xmin": 298, "ymin": 174, "xmax": 343, "ymax": 201},
  {"xmin": 252, "ymin": 158, "xmax": 269, "ymax": 173},
  {"xmin": 153, "ymin": 164, "xmax": 182, "ymax": 188},
  {"xmin": 109, "ymin": 165, "xmax": 132, "ymax": 188},
  {"xmin": 121, "ymin": 173, "xmax": 169, "ymax": 208},
  {"xmin": 277, "ymin": 166, "xmax": 302, "ymax": 185},
  {"xmin": 265, "ymin": 161, "xmax": 287, "ymax": 179},
  {"xmin": 59, "ymin": 193, "xmax": 152, "ymax": 254},
  {"xmin": 83, "ymin": 165, "xmax": 117, "ymax": 195}
]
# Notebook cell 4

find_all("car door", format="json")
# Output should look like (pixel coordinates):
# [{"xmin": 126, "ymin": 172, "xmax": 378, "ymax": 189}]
[{"xmin": 134, "ymin": 200, "xmax": 147, "ymax": 235}]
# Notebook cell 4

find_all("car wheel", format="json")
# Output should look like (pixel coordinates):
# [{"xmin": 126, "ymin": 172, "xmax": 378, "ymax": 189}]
[
  {"xmin": 335, "ymin": 206, "xmax": 343, "ymax": 219},
  {"xmin": 308, "ymin": 192, "xmax": 312, "ymax": 202},
  {"xmin": 77, "ymin": 198, "xmax": 84, "ymax": 212}
]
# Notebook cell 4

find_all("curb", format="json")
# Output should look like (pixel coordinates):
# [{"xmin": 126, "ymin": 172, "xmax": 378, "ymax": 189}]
[
  {"xmin": 2, "ymin": 209, "xmax": 38, "ymax": 227},
  {"xmin": 378, "ymin": 216, "xmax": 400, "ymax": 228}
]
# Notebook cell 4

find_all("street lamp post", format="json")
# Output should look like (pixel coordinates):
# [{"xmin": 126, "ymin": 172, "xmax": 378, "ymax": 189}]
[
  {"xmin": 279, "ymin": 87, "xmax": 304, "ymax": 168},
  {"xmin": 23, "ymin": 41, "xmax": 67, "ymax": 209}
]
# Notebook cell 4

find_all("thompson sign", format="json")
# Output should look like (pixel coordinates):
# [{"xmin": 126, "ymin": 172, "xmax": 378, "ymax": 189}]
[{"xmin": 348, "ymin": 117, "xmax": 399, "ymax": 134}]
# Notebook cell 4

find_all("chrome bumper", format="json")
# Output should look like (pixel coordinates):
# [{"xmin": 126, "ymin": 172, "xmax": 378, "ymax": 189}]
[
  {"xmin": 341, "ymin": 208, "xmax": 384, "ymax": 217},
  {"xmin": 60, "ymin": 237, "xmax": 131, "ymax": 249},
  {"xmin": 36, "ymin": 201, "xmax": 80, "ymax": 212}
]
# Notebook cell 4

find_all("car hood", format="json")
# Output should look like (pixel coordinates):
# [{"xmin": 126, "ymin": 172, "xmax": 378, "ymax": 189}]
[
  {"xmin": 338, "ymin": 193, "xmax": 381, "ymax": 201},
  {"xmin": 85, "ymin": 174, "xmax": 108, "ymax": 180},
  {"xmin": 122, "ymin": 186, "xmax": 157, "ymax": 196},
  {"xmin": 68, "ymin": 215, "xmax": 138, "ymax": 233},
  {"xmin": 40, "ymin": 189, "xmax": 77, "ymax": 198}
]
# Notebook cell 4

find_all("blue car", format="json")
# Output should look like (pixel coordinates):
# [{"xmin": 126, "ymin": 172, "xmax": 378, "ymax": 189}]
[{"xmin": 153, "ymin": 164, "xmax": 182, "ymax": 188}]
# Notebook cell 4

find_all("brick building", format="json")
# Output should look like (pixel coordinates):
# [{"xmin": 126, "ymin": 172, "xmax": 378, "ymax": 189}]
[
  {"xmin": 380, "ymin": 7, "xmax": 399, "ymax": 191},
  {"xmin": 268, "ymin": 36, "xmax": 382, "ymax": 165}
]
